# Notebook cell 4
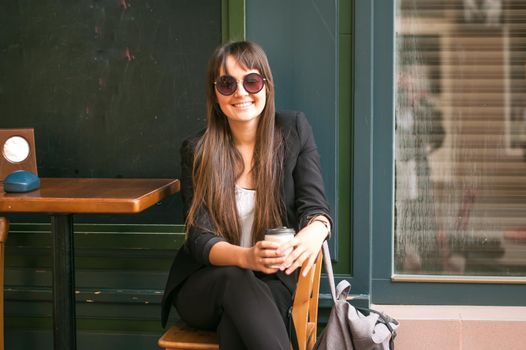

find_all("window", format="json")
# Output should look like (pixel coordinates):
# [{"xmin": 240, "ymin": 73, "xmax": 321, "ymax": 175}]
[{"xmin": 394, "ymin": 0, "xmax": 526, "ymax": 280}]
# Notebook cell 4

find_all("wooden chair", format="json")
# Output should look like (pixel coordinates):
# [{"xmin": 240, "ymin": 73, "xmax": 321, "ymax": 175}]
[
  {"xmin": 0, "ymin": 217, "xmax": 8, "ymax": 350},
  {"xmin": 158, "ymin": 252, "xmax": 323, "ymax": 350}
]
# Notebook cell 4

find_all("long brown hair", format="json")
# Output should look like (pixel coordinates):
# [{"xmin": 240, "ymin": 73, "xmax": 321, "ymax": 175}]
[{"xmin": 186, "ymin": 41, "xmax": 284, "ymax": 245}]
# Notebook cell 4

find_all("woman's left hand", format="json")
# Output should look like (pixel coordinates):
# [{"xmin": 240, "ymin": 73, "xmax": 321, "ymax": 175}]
[{"xmin": 277, "ymin": 220, "xmax": 329, "ymax": 277}]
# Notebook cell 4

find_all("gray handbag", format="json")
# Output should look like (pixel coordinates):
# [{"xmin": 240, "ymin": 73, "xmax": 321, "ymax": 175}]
[{"xmin": 313, "ymin": 242, "xmax": 399, "ymax": 350}]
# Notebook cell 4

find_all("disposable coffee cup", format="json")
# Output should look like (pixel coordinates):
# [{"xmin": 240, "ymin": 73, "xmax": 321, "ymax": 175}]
[{"xmin": 264, "ymin": 227, "xmax": 295, "ymax": 268}]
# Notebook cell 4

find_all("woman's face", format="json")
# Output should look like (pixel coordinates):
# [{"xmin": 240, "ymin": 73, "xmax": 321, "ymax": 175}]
[{"xmin": 215, "ymin": 55, "xmax": 266, "ymax": 127}]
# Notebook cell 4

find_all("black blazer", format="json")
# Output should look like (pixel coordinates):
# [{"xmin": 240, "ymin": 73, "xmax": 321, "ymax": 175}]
[{"xmin": 161, "ymin": 110, "xmax": 332, "ymax": 327}]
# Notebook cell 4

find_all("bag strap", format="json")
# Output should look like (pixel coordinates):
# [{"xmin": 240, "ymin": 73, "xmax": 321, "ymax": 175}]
[
  {"xmin": 322, "ymin": 241, "xmax": 336, "ymax": 302},
  {"xmin": 322, "ymin": 241, "xmax": 351, "ymax": 303}
]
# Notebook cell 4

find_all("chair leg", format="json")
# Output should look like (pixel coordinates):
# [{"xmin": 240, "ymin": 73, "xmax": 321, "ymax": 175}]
[{"xmin": 0, "ymin": 217, "xmax": 9, "ymax": 350}]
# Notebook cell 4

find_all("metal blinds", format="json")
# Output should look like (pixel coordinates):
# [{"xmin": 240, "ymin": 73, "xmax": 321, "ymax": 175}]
[{"xmin": 394, "ymin": 0, "xmax": 526, "ymax": 280}]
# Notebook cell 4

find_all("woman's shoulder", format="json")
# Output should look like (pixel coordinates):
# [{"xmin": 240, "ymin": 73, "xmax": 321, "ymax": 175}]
[
  {"xmin": 275, "ymin": 110, "xmax": 307, "ymax": 125},
  {"xmin": 275, "ymin": 110, "xmax": 313, "ymax": 142}
]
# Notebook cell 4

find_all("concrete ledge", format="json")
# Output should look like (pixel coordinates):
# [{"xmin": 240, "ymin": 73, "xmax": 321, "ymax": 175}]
[{"xmin": 372, "ymin": 305, "xmax": 526, "ymax": 350}]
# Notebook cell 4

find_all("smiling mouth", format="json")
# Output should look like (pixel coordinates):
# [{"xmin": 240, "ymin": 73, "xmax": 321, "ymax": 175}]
[{"xmin": 232, "ymin": 101, "xmax": 253, "ymax": 108}]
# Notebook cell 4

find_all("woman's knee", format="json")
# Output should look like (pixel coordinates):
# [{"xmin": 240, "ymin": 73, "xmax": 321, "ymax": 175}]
[{"xmin": 213, "ymin": 266, "xmax": 255, "ymax": 286}]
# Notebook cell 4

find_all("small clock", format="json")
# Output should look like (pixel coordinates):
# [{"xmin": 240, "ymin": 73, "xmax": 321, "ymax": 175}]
[
  {"xmin": 0, "ymin": 128, "xmax": 38, "ymax": 181},
  {"xmin": 3, "ymin": 136, "xmax": 31, "ymax": 163}
]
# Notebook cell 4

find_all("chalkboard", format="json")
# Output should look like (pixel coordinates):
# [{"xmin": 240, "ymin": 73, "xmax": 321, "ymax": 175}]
[{"xmin": 0, "ymin": 0, "xmax": 221, "ymax": 223}]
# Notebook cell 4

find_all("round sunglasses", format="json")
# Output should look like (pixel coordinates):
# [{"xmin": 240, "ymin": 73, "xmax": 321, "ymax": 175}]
[{"xmin": 214, "ymin": 72, "xmax": 266, "ymax": 96}]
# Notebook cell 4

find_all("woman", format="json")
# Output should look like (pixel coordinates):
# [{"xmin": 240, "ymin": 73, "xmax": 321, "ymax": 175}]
[{"xmin": 161, "ymin": 41, "xmax": 332, "ymax": 350}]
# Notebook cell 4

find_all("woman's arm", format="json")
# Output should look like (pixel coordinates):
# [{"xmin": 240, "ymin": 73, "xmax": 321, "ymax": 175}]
[
  {"xmin": 209, "ymin": 240, "xmax": 287, "ymax": 274},
  {"xmin": 180, "ymin": 137, "xmax": 226, "ymax": 265},
  {"xmin": 292, "ymin": 113, "xmax": 334, "ymax": 232},
  {"xmin": 278, "ymin": 215, "xmax": 330, "ymax": 276},
  {"xmin": 278, "ymin": 113, "xmax": 333, "ymax": 276}
]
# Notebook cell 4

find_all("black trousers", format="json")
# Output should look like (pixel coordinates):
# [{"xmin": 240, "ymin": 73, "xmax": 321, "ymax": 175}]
[{"xmin": 174, "ymin": 266, "xmax": 292, "ymax": 350}]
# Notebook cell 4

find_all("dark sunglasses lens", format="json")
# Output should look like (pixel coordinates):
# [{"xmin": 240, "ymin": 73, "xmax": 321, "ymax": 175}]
[
  {"xmin": 243, "ymin": 73, "xmax": 264, "ymax": 94},
  {"xmin": 216, "ymin": 76, "xmax": 237, "ymax": 95}
]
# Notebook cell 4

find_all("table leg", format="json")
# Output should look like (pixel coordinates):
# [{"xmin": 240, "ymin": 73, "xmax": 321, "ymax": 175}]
[
  {"xmin": 0, "ymin": 217, "xmax": 8, "ymax": 350},
  {"xmin": 51, "ymin": 214, "xmax": 77, "ymax": 350}
]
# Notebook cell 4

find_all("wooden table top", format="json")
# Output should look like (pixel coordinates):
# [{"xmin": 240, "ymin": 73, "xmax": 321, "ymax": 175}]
[{"xmin": 0, "ymin": 178, "xmax": 180, "ymax": 214}]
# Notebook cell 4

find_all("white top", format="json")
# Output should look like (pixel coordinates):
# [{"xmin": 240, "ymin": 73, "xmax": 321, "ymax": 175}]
[{"xmin": 235, "ymin": 185, "xmax": 256, "ymax": 247}]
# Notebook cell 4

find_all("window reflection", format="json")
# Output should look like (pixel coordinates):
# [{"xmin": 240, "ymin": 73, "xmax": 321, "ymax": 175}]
[{"xmin": 395, "ymin": 0, "xmax": 526, "ymax": 277}]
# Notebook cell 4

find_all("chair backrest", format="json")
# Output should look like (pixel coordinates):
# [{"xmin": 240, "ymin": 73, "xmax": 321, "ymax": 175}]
[{"xmin": 291, "ymin": 251, "xmax": 323, "ymax": 350}]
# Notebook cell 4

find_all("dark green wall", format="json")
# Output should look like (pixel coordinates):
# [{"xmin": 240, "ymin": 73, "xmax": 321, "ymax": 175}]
[{"xmin": 0, "ymin": 0, "xmax": 221, "ymax": 224}]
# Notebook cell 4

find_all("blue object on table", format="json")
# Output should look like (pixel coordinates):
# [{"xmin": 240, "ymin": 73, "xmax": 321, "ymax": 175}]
[{"xmin": 3, "ymin": 170, "xmax": 40, "ymax": 193}]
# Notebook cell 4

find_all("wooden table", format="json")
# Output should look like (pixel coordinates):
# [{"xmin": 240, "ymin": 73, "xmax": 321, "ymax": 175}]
[{"xmin": 0, "ymin": 178, "xmax": 180, "ymax": 350}]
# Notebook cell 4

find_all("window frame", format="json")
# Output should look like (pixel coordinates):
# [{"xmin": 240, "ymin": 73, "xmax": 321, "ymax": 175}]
[
  {"xmin": 354, "ymin": 0, "xmax": 526, "ymax": 306},
  {"xmin": 221, "ymin": 0, "xmax": 245, "ymax": 42}
]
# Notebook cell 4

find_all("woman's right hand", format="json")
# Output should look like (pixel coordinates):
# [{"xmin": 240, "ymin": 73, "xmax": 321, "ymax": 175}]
[{"xmin": 244, "ymin": 241, "xmax": 286, "ymax": 274}]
